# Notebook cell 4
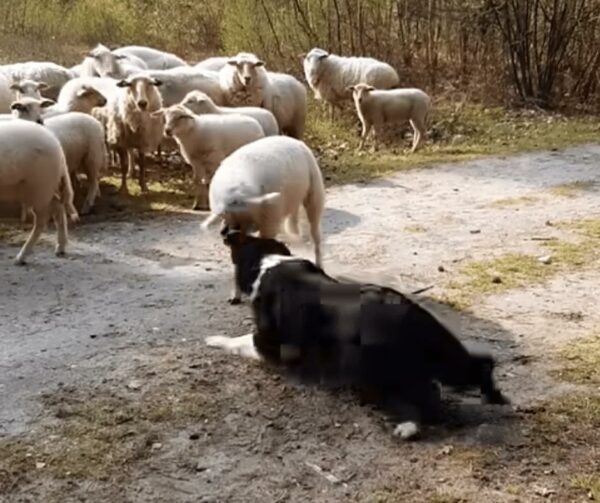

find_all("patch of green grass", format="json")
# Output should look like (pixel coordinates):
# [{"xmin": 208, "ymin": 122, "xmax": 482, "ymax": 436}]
[
  {"xmin": 305, "ymin": 100, "xmax": 600, "ymax": 185},
  {"xmin": 547, "ymin": 180, "xmax": 597, "ymax": 198},
  {"xmin": 554, "ymin": 334, "xmax": 600, "ymax": 385},
  {"xmin": 572, "ymin": 474, "xmax": 600, "ymax": 501},
  {"xmin": 441, "ymin": 217, "xmax": 600, "ymax": 308},
  {"xmin": 488, "ymin": 195, "xmax": 540, "ymax": 208}
]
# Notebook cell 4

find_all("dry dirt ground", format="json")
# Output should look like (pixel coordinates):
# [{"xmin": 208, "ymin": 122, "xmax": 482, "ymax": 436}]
[{"xmin": 1, "ymin": 145, "xmax": 599, "ymax": 502}]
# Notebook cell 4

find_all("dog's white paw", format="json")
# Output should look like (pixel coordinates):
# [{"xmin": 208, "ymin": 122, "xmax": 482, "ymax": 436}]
[
  {"xmin": 205, "ymin": 335, "xmax": 230, "ymax": 349},
  {"xmin": 393, "ymin": 421, "xmax": 421, "ymax": 440}
]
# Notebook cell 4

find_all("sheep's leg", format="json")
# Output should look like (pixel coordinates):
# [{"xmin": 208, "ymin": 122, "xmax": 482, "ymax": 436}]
[
  {"xmin": 229, "ymin": 274, "xmax": 242, "ymax": 305},
  {"xmin": 51, "ymin": 200, "xmax": 68, "ymax": 257},
  {"xmin": 409, "ymin": 118, "xmax": 426, "ymax": 153},
  {"xmin": 304, "ymin": 201, "xmax": 323, "ymax": 267},
  {"xmin": 20, "ymin": 204, "xmax": 30, "ymax": 223},
  {"xmin": 80, "ymin": 176, "xmax": 99, "ymax": 215},
  {"xmin": 14, "ymin": 209, "xmax": 50, "ymax": 265},
  {"xmin": 284, "ymin": 208, "xmax": 300, "ymax": 236},
  {"xmin": 117, "ymin": 148, "xmax": 129, "ymax": 195},
  {"xmin": 358, "ymin": 122, "xmax": 372, "ymax": 151},
  {"xmin": 138, "ymin": 152, "xmax": 148, "ymax": 193},
  {"xmin": 192, "ymin": 162, "xmax": 209, "ymax": 211}
]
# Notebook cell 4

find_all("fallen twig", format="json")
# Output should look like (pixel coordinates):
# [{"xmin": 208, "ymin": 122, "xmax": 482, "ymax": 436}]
[{"xmin": 304, "ymin": 461, "xmax": 343, "ymax": 485}]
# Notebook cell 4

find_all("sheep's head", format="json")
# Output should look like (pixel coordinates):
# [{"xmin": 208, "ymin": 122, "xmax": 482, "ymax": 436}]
[
  {"xmin": 75, "ymin": 85, "xmax": 108, "ymax": 112},
  {"xmin": 226, "ymin": 54, "xmax": 265, "ymax": 89},
  {"xmin": 85, "ymin": 43, "xmax": 128, "ymax": 78},
  {"xmin": 9, "ymin": 79, "xmax": 48, "ymax": 99},
  {"xmin": 348, "ymin": 83, "xmax": 375, "ymax": 105},
  {"xmin": 116, "ymin": 75, "xmax": 162, "ymax": 112},
  {"xmin": 180, "ymin": 90, "xmax": 215, "ymax": 115},
  {"xmin": 303, "ymin": 48, "xmax": 329, "ymax": 86},
  {"xmin": 156, "ymin": 105, "xmax": 194, "ymax": 137},
  {"xmin": 10, "ymin": 97, "xmax": 54, "ymax": 124}
]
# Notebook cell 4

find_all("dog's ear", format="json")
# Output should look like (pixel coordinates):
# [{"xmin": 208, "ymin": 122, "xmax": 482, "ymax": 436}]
[{"xmin": 223, "ymin": 228, "xmax": 245, "ymax": 247}]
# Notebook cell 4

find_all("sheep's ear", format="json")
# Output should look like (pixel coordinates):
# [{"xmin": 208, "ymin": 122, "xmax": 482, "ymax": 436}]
[
  {"xmin": 41, "ymin": 99, "xmax": 55, "ymax": 108},
  {"xmin": 347, "ymin": 85, "xmax": 355, "ymax": 92},
  {"xmin": 226, "ymin": 59, "xmax": 239, "ymax": 66},
  {"xmin": 37, "ymin": 81, "xmax": 49, "ymax": 91},
  {"xmin": 366, "ymin": 85, "xmax": 375, "ymax": 91},
  {"xmin": 10, "ymin": 102, "xmax": 25, "ymax": 112},
  {"xmin": 116, "ymin": 79, "xmax": 130, "ymax": 88},
  {"xmin": 318, "ymin": 53, "xmax": 328, "ymax": 60},
  {"xmin": 151, "ymin": 78, "xmax": 163, "ymax": 87},
  {"xmin": 254, "ymin": 60, "xmax": 265, "ymax": 67},
  {"xmin": 244, "ymin": 192, "xmax": 282, "ymax": 208},
  {"xmin": 114, "ymin": 54, "xmax": 127, "ymax": 60},
  {"xmin": 150, "ymin": 109, "xmax": 164, "ymax": 118},
  {"xmin": 9, "ymin": 82, "xmax": 21, "ymax": 91}
]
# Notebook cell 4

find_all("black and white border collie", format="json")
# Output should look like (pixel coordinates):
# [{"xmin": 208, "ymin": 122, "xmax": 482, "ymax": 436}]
[{"xmin": 207, "ymin": 229, "xmax": 509, "ymax": 440}]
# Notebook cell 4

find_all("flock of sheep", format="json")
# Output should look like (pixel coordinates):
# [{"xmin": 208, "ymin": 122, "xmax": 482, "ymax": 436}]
[{"xmin": 0, "ymin": 44, "xmax": 432, "ymax": 266}]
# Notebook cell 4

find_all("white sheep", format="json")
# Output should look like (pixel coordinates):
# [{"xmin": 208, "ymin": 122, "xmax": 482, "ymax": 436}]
[
  {"xmin": 194, "ymin": 56, "xmax": 229, "ymax": 72},
  {"xmin": 156, "ymin": 104, "xmax": 264, "ymax": 210},
  {"xmin": 265, "ymin": 71, "xmax": 307, "ymax": 139},
  {"xmin": 180, "ymin": 90, "xmax": 279, "ymax": 136},
  {"xmin": 97, "ymin": 74, "xmax": 164, "ymax": 194},
  {"xmin": 0, "ymin": 96, "xmax": 55, "ymax": 124},
  {"xmin": 0, "ymin": 120, "xmax": 78, "ymax": 264},
  {"xmin": 349, "ymin": 83, "xmax": 431, "ymax": 152},
  {"xmin": 201, "ymin": 135, "xmax": 325, "ymax": 303},
  {"xmin": 9, "ymin": 79, "xmax": 47, "ymax": 99},
  {"xmin": 0, "ymin": 62, "xmax": 74, "ymax": 100},
  {"xmin": 113, "ymin": 45, "xmax": 188, "ymax": 70},
  {"xmin": 43, "ymin": 80, "xmax": 108, "ymax": 118},
  {"xmin": 303, "ymin": 47, "xmax": 399, "ymax": 117},
  {"xmin": 43, "ymin": 112, "xmax": 108, "ymax": 215},
  {"xmin": 218, "ymin": 54, "xmax": 306, "ymax": 138},
  {"xmin": 80, "ymin": 44, "xmax": 148, "ymax": 79},
  {"xmin": 218, "ymin": 52, "xmax": 265, "ymax": 107},
  {"xmin": 0, "ymin": 73, "xmax": 11, "ymax": 113}
]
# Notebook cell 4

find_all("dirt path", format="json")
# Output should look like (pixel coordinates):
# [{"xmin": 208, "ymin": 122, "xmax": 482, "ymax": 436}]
[{"xmin": 1, "ymin": 144, "xmax": 599, "ymax": 502}]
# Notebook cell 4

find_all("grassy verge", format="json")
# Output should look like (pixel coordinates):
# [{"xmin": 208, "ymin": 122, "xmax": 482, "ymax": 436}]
[
  {"xmin": 438, "ymin": 217, "xmax": 600, "ymax": 309},
  {"xmin": 307, "ymin": 100, "xmax": 600, "ymax": 185}
]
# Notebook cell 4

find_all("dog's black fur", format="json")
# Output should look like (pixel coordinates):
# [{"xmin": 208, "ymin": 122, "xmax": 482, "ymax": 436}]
[{"xmin": 222, "ymin": 229, "xmax": 509, "ymax": 430}]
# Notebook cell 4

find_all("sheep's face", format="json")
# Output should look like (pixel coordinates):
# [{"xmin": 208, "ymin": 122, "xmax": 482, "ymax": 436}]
[
  {"xmin": 86, "ymin": 44, "xmax": 128, "ymax": 78},
  {"xmin": 227, "ymin": 57, "xmax": 265, "ymax": 89},
  {"xmin": 9, "ymin": 79, "xmax": 48, "ymax": 99},
  {"xmin": 180, "ymin": 91, "xmax": 213, "ymax": 115},
  {"xmin": 75, "ymin": 85, "xmax": 108, "ymax": 111},
  {"xmin": 303, "ymin": 49, "xmax": 328, "ymax": 86},
  {"xmin": 349, "ymin": 84, "xmax": 375, "ymax": 107},
  {"xmin": 10, "ymin": 97, "xmax": 54, "ymax": 124},
  {"xmin": 160, "ymin": 106, "xmax": 195, "ymax": 137},
  {"xmin": 117, "ymin": 76, "xmax": 162, "ymax": 112}
]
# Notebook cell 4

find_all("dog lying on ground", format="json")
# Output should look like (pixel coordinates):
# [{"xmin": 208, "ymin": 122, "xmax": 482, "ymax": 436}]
[{"xmin": 206, "ymin": 229, "xmax": 509, "ymax": 439}]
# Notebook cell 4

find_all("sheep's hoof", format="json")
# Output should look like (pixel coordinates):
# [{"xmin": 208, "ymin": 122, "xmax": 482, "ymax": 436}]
[
  {"xmin": 55, "ymin": 248, "xmax": 66, "ymax": 258},
  {"xmin": 14, "ymin": 256, "xmax": 27, "ymax": 266},
  {"xmin": 118, "ymin": 185, "xmax": 130, "ymax": 196},
  {"xmin": 228, "ymin": 297, "xmax": 242, "ymax": 305}
]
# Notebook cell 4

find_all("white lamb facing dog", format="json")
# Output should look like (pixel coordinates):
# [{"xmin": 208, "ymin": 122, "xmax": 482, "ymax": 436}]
[
  {"xmin": 201, "ymin": 135, "xmax": 325, "ymax": 304},
  {"xmin": 349, "ymin": 83, "xmax": 431, "ymax": 153}
]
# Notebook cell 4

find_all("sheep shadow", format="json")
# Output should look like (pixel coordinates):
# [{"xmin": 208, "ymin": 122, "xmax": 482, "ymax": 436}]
[{"xmin": 321, "ymin": 206, "xmax": 361, "ymax": 235}]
